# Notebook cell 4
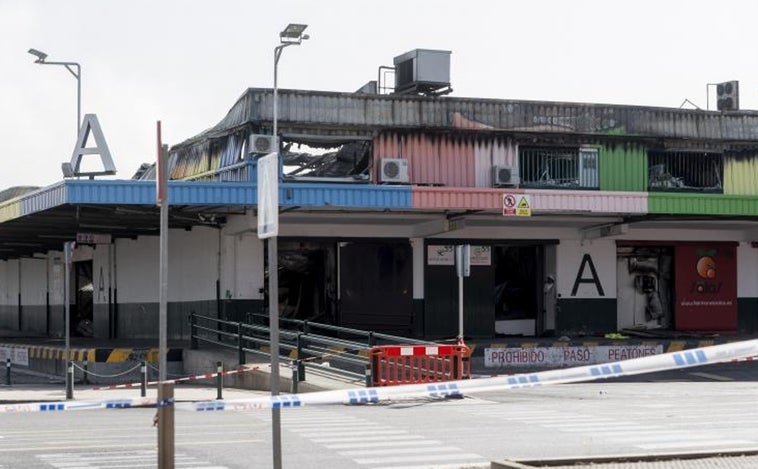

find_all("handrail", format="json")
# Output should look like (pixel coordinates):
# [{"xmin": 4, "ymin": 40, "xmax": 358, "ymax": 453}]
[
  {"xmin": 190, "ymin": 313, "xmax": 469, "ymax": 392},
  {"xmin": 190, "ymin": 312, "xmax": 372, "ymax": 385},
  {"xmin": 246, "ymin": 312, "xmax": 434, "ymax": 346}
]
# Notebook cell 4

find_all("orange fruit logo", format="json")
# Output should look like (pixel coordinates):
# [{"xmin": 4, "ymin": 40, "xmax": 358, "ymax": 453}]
[{"xmin": 696, "ymin": 255, "xmax": 716, "ymax": 279}]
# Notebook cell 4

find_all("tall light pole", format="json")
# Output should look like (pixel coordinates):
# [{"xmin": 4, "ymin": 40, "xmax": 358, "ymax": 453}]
[
  {"xmin": 30, "ymin": 48, "xmax": 81, "ymax": 400},
  {"xmin": 28, "ymin": 48, "xmax": 82, "ymax": 133},
  {"xmin": 270, "ymin": 22, "xmax": 308, "ymax": 469}
]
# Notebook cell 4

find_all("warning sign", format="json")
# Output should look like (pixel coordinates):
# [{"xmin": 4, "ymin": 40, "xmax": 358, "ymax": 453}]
[
  {"xmin": 516, "ymin": 195, "xmax": 531, "ymax": 216},
  {"xmin": 502, "ymin": 193, "xmax": 532, "ymax": 217},
  {"xmin": 502, "ymin": 194, "xmax": 517, "ymax": 216}
]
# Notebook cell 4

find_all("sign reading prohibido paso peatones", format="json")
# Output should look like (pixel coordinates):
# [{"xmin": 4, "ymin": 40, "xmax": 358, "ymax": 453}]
[{"xmin": 674, "ymin": 244, "xmax": 737, "ymax": 332}]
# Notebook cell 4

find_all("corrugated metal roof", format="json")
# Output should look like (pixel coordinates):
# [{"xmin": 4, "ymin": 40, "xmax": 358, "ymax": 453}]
[
  {"xmin": 281, "ymin": 183, "xmax": 412, "ymax": 208},
  {"xmin": 599, "ymin": 143, "xmax": 647, "ymax": 192},
  {"xmin": 648, "ymin": 193, "xmax": 758, "ymax": 215},
  {"xmin": 724, "ymin": 154, "xmax": 758, "ymax": 195},
  {"xmin": 171, "ymin": 182, "xmax": 253, "ymax": 205},
  {"xmin": 413, "ymin": 187, "xmax": 510, "ymax": 210},
  {"xmin": 0, "ymin": 183, "xmax": 65, "ymax": 222},
  {"xmin": 0, "ymin": 199, "xmax": 21, "ymax": 223},
  {"xmin": 527, "ymin": 189, "xmax": 647, "ymax": 214},
  {"xmin": 0, "ymin": 186, "xmax": 39, "ymax": 203},
  {"xmin": 172, "ymin": 88, "xmax": 758, "ymax": 154},
  {"xmin": 413, "ymin": 186, "xmax": 647, "ymax": 214}
]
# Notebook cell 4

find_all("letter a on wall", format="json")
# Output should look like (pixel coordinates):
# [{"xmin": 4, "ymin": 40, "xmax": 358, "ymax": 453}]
[
  {"xmin": 64, "ymin": 114, "xmax": 117, "ymax": 177},
  {"xmin": 571, "ymin": 253, "xmax": 605, "ymax": 296}
]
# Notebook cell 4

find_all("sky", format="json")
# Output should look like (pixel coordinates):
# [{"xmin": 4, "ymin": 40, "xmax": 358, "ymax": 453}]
[{"xmin": 2, "ymin": 0, "xmax": 758, "ymax": 190}]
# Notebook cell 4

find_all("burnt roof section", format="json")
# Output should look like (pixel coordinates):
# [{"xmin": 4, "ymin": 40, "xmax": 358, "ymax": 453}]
[
  {"xmin": 171, "ymin": 88, "xmax": 758, "ymax": 153},
  {"xmin": 0, "ymin": 186, "xmax": 40, "ymax": 203}
]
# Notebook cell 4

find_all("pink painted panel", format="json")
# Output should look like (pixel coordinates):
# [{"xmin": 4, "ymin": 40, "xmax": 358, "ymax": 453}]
[
  {"xmin": 524, "ymin": 189, "xmax": 647, "ymax": 214},
  {"xmin": 413, "ymin": 186, "xmax": 523, "ymax": 210},
  {"xmin": 375, "ymin": 132, "xmax": 476, "ymax": 186}
]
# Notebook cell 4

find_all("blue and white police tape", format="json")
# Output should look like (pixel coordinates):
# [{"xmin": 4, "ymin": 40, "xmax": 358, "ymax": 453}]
[
  {"xmin": 3, "ymin": 338, "xmax": 757, "ymax": 414},
  {"xmin": 0, "ymin": 397, "xmax": 156, "ymax": 414},
  {"xmin": 180, "ymin": 337, "xmax": 758, "ymax": 412}
]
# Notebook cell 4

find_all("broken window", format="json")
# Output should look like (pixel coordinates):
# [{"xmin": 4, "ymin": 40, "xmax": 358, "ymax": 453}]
[
  {"xmin": 282, "ymin": 137, "xmax": 371, "ymax": 180},
  {"xmin": 648, "ymin": 151, "xmax": 723, "ymax": 192},
  {"xmin": 518, "ymin": 146, "xmax": 599, "ymax": 189}
]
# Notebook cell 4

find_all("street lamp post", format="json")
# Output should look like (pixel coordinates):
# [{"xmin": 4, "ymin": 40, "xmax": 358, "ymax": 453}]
[
  {"xmin": 28, "ymin": 48, "xmax": 82, "ymax": 133},
  {"xmin": 30, "ymin": 48, "xmax": 81, "ymax": 400},
  {"xmin": 269, "ymin": 23, "xmax": 308, "ymax": 469}
]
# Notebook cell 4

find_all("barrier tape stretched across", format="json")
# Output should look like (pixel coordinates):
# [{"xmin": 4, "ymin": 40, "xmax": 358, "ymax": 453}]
[
  {"xmin": 2, "ymin": 339, "xmax": 757, "ymax": 414},
  {"xmin": 91, "ymin": 364, "xmax": 261, "ymax": 391}
]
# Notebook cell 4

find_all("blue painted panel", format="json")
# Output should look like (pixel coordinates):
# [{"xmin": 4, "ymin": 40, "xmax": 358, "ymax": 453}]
[
  {"xmin": 170, "ymin": 182, "xmax": 254, "ymax": 205},
  {"xmin": 280, "ymin": 183, "xmax": 412, "ymax": 208},
  {"xmin": 62, "ymin": 179, "xmax": 410, "ymax": 209},
  {"xmin": 66, "ymin": 180, "xmax": 257, "ymax": 206},
  {"xmin": 66, "ymin": 180, "xmax": 156, "ymax": 204}
]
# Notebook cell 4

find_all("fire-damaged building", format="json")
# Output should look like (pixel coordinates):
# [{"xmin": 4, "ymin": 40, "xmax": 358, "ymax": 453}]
[{"xmin": 1, "ymin": 49, "xmax": 758, "ymax": 341}]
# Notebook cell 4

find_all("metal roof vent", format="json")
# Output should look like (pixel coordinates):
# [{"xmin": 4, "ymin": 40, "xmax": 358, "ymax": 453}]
[{"xmin": 393, "ymin": 49, "xmax": 452, "ymax": 96}]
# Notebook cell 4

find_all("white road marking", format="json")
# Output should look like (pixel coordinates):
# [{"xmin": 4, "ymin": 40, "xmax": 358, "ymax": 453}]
[
  {"xmin": 370, "ymin": 464, "xmax": 489, "ymax": 469},
  {"xmin": 324, "ymin": 440, "xmax": 440, "ymax": 449},
  {"xmin": 354, "ymin": 453, "xmax": 487, "ymax": 464},
  {"xmin": 339, "ymin": 445, "xmax": 464, "ymax": 457},
  {"xmin": 636, "ymin": 439, "xmax": 755, "ymax": 450},
  {"xmin": 688, "ymin": 371, "xmax": 734, "ymax": 381},
  {"xmin": 311, "ymin": 434, "xmax": 426, "ymax": 444}
]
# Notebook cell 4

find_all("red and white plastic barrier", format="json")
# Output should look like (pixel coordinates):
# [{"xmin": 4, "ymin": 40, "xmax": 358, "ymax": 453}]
[{"xmin": 370, "ymin": 344, "xmax": 470, "ymax": 386}]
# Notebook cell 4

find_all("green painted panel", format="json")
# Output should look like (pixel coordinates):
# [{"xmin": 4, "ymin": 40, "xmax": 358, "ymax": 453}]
[
  {"xmin": 648, "ymin": 193, "xmax": 758, "ymax": 215},
  {"xmin": 599, "ymin": 143, "xmax": 647, "ymax": 192},
  {"xmin": 724, "ymin": 155, "xmax": 758, "ymax": 195}
]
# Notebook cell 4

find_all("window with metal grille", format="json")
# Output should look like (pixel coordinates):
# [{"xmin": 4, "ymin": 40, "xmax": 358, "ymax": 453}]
[
  {"xmin": 648, "ymin": 151, "xmax": 723, "ymax": 192},
  {"xmin": 518, "ymin": 146, "xmax": 599, "ymax": 189}
]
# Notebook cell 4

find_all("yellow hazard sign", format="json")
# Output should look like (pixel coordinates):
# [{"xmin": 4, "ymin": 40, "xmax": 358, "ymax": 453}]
[
  {"xmin": 502, "ymin": 193, "xmax": 532, "ymax": 216},
  {"xmin": 516, "ymin": 195, "xmax": 532, "ymax": 216}
]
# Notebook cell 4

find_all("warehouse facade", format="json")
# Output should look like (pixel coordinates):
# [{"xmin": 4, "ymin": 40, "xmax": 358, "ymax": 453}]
[{"xmin": 2, "ymin": 87, "xmax": 758, "ymax": 340}]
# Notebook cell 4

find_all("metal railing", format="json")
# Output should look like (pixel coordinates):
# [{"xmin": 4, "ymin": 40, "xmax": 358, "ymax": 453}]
[{"xmin": 189, "ymin": 313, "xmax": 436, "ymax": 387}]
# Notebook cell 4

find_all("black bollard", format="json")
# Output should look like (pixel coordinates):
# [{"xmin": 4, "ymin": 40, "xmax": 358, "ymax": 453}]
[
  {"xmin": 216, "ymin": 361, "xmax": 223, "ymax": 400},
  {"xmin": 141, "ymin": 360, "xmax": 147, "ymax": 397}
]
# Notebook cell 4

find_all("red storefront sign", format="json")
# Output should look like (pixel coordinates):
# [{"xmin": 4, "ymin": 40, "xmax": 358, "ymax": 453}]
[{"xmin": 674, "ymin": 243, "xmax": 736, "ymax": 332}]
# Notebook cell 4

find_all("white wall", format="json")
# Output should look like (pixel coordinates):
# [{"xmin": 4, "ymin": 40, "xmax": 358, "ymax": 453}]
[
  {"xmin": 737, "ymin": 242, "xmax": 758, "ymax": 297},
  {"xmin": 5, "ymin": 260, "xmax": 19, "ymax": 304},
  {"xmin": 169, "ymin": 227, "xmax": 218, "ymax": 302},
  {"xmin": 19, "ymin": 258, "xmax": 47, "ymax": 306},
  {"xmin": 92, "ymin": 245, "xmax": 112, "ymax": 305},
  {"xmin": 116, "ymin": 227, "xmax": 219, "ymax": 304},
  {"xmin": 47, "ymin": 251, "xmax": 64, "ymax": 307},
  {"xmin": 220, "ymin": 232, "xmax": 264, "ymax": 300},
  {"xmin": 557, "ymin": 239, "xmax": 616, "ymax": 300},
  {"xmin": 0, "ymin": 260, "xmax": 8, "ymax": 308}
]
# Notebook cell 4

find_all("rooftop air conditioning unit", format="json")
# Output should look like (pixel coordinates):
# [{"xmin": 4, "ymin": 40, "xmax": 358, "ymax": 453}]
[
  {"xmin": 248, "ymin": 134, "xmax": 278, "ymax": 155},
  {"xmin": 379, "ymin": 158, "xmax": 409, "ymax": 183},
  {"xmin": 393, "ymin": 49, "xmax": 452, "ymax": 96},
  {"xmin": 492, "ymin": 165, "xmax": 518, "ymax": 187}
]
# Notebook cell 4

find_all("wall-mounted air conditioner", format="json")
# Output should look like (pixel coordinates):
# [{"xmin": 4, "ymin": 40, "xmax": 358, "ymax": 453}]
[
  {"xmin": 379, "ymin": 158, "xmax": 409, "ymax": 183},
  {"xmin": 248, "ymin": 134, "xmax": 278, "ymax": 155},
  {"xmin": 492, "ymin": 165, "xmax": 518, "ymax": 187}
]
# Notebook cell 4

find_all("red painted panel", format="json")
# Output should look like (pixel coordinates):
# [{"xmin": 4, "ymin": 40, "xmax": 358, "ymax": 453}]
[{"xmin": 674, "ymin": 244, "xmax": 737, "ymax": 332}]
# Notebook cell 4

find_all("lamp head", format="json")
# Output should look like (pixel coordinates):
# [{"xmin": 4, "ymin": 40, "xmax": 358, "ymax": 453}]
[
  {"xmin": 280, "ymin": 23, "xmax": 308, "ymax": 43},
  {"xmin": 28, "ymin": 48, "xmax": 48, "ymax": 63}
]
